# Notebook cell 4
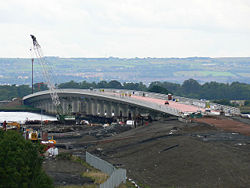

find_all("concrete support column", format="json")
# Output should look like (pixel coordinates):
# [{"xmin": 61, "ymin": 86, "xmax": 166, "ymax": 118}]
[
  {"xmin": 62, "ymin": 100, "xmax": 67, "ymax": 115},
  {"xmin": 99, "ymin": 100, "xmax": 104, "ymax": 116},
  {"xmin": 39, "ymin": 101, "xmax": 43, "ymax": 110},
  {"xmin": 123, "ymin": 104, "xmax": 129, "ymax": 117},
  {"xmin": 42, "ymin": 101, "xmax": 45, "ymax": 112},
  {"xmin": 136, "ymin": 107, "xmax": 143, "ymax": 116},
  {"xmin": 45, "ymin": 101, "xmax": 49, "ymax": 113},
  {"xmin": 92, "ymin": 99, "xmax": 97, "ymax": 116},
  {"xmin": 72, "ymin": 99, "xmax": 76, "ymax": 113},
  {"xmin": 128, "ymin": 106, "xmax": 135, "ymax": 120},
  {"xmin": 87, "ymin": 99, "xmax": 92, "ymax": 115},
  {"xmin": 84, "ymin": 99, "xmax": 89, "ymax": 115},
  {"xmin": 131, "ymin": 107, "xmax": 137, "ymax": 119},
  {"xmin": 72, "ymin": 98, "xmax": 80, "ymax": 113},
  {"xmin": 118, "ymin": 104, "xmax": 128, "ymax": 118},
  {"xmin": 110, "ymin": 103, "xmax": 116, "ymax": 117},
  {"xmin": 119, "ymin": 104, "xmax": 124, "ymax": 117},
  {"xmin": 76, "ymin": 99, "xmax": 82, "ymax": 112},
  {"xmin": 38, "ymin": 102, "xmax": 42, "ymax": 110},
  {"xmin": 48, "ymin": 102, "xmax": 52, "ymax": 114},
  {"xmin": 43, "ymin": 101, "xmax": 46, "ymax": 112},
  {"xmin": 68, "ymin": 98, "xmax": 73, "ymax": 114},
  {"xmin": 105, "ymin": 102, "xmax": 112, "ymax": 117},
  {"xmin": 65, "ymin": 100, "xmax": 70, "ymax": 114},
  {"xmin": 114, "ymin": 104, "xmax": 120, "ymax": 117},
  {"xmin": 80, "ymin": 101, "xmax": 87, "ymax": 114},
  {"xmin": 52, "ymin": 103, "xmax": 56, "ymax": 114}
]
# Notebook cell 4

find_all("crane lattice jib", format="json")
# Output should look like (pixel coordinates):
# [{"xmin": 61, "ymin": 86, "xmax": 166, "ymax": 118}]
[{"xmin": 30, "ymin": 35, "xmax": 61, "ymax": 108}]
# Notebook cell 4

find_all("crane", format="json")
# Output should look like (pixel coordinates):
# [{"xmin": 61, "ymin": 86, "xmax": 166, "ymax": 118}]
[{"xmin": 30, "ymin": 35, "xmax": 65, "ymax": 121}]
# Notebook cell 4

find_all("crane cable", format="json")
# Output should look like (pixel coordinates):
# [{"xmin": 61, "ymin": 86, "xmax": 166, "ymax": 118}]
[{"xmin": 30, "ymin": 35, "xmax": 62, "ymax": 109}]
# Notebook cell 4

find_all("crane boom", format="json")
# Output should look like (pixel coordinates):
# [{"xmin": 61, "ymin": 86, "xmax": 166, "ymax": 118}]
[{"xmin": 30, "ymin": 35, "xmax": 64, "ymax": 120}]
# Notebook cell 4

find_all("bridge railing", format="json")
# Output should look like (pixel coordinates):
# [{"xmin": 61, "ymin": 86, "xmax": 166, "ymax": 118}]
[
  {"xmin": 23, "ymin": 89, "xmax": 240, "ymax": 116},
  {"xmin": 93, "ymin": 89, "xmax": 181, "ymax": 116},
  {"xmin": 98, "ymin": 89, "xmax": 240, "ymax": 115}
]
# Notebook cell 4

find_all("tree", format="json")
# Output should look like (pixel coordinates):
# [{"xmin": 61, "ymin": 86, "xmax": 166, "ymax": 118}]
[
  {"xmin": 148, "ymin": 85, "xmax": 170, "ymax": 94},
  {"xmin": 0, "ymin": 130, "xmax": 53, "ymax": 188},
  {"xmin": 108, "ymin": 80, "xmax": 122, "ymax": 89},
  {"xmin": 213, "ymin": 99, "xmax": 232, "ymax": 106},
  {"xmin": 58, "ymin": 80, "xmax": 79, "ymax": 89},
  {"xmin": 17, "ymin": 85, "xmax": 32, "ymax": 97},
  {"xmin": 244, "ymin": 100, "xmax": 250, "ymax": 106},
  {"xmin": 182, "ymin": 79, "xmax": 201, "ymax": 94},
  {"xmin": 161, "ymin": 81, "xmax": 181, "ymax": 94},
  {"xmin": 97, "ymin": 80, "xmax": 108, "ymax": 88}
]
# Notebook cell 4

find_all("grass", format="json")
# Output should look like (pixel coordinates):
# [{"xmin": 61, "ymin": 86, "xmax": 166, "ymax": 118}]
[
  {"xmin": 70, "ymin": 155, "xmax": 94, "ymax": 170},
  {"xmin": 82, "ymin": 171, "xmax": 108, "ymax": 184},
  {"xmin": 56, "ymin": 185, "xmax": 97, "ymax": 188},
  {"xmin": 117, "ymin": 183, "xmax": 131, "ymax": 188},
  {"xmin": 57, "ymin": 153, "xmax": 109, "ymax": 186},
  {"xmin": 57, "ymin": 153, "xmax": 94, "ymax": 170},
  {"xmin": 174, "ymin": 71, "xmax": 235, "ymax": 77},
  {"xmin": 56, "ymin": 153, "xmax": 150, "ymax": 188}
]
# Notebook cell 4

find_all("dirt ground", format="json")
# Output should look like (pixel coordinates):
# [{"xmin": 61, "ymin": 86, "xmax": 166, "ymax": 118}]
[
  {"xmin": 42, "ymin": 117, "xmax": 250, "ymax": 188},
  {"xmin": 193, "ymin": 116, "xmax": 250, "ymax": 136},
  {"xmin": 88, "ymin": 120, "xmax": 250, "ymax": 188},
  {"xmin": 43, "ymin": 158, "xmax": 93, "ymax": 186}
]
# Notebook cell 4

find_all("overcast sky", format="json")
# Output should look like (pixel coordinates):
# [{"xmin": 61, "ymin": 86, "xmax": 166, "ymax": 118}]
[{"xmin": 1, "ymin": 0, "xmax": 250, "ymax": 58}]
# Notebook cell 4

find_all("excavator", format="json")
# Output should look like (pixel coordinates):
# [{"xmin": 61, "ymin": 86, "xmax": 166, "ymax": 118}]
[
  {"xmin": 1, "ymin": 121, "xmax": 21, "ymax": 131},
  {"xmin": 7, "ymin": 122, "xmax": 20, "ymax": 130},
  {"xmin": 30, "ymin": 35, "xmax": 71, "ymax": 122}
]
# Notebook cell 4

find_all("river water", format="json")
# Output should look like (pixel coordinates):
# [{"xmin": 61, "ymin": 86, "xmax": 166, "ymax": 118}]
[{"xmin": 0, "ymin": 112, "xmax": 57, "ymax": 124}]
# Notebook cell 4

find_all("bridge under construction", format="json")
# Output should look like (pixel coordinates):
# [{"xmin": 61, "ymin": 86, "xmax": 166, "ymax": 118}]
[{"xmin": 23, "ymin": 89, "xmax": 240, "ymax": 120}]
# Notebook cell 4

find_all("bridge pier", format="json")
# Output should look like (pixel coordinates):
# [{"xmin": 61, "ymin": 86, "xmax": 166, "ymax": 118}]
[
  {"xmin": 85, "ymin": 98, "xmax": 90, "ymax": 115},
  {"xmin": 87, "ymin": 98, "xmax": 93, "ymax": 115},
  {"xmin": 92, "ymin": 99, "xmax": 98, "ymax": 116},
  {"xmin": 104, "ymin": 101, "xmax": 112, "ymax": 118},
  {"xmin": 100, "ymin": 100, "xmax": 105, "ymax": 116},
  {"xmin": 24, "ymin": 89, "xmax": 182, "ymax": 121}
]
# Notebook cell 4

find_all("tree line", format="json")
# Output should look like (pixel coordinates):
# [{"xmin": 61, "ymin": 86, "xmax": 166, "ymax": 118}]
[
  {"xmin": 58, "ymin": 79, "xmax": 250, "ymax": 101},
  {"xmin": 1, "ymin": 79, "xmax": 250, "ymax": 101}
]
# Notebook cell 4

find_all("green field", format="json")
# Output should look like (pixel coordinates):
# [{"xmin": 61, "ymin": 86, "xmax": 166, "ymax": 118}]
[
  {"xmin": 1, "ymin": 57, "xmax": 250, "ymax": 85},
  {"xmin": 174, "ymin": 71, "xmax": 235, "ymax": 77}
]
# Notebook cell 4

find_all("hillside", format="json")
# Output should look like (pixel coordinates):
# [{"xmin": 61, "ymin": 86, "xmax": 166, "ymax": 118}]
[{"xmin": 1, "ymin": 57, "xmax": 250, "ymax": 85}]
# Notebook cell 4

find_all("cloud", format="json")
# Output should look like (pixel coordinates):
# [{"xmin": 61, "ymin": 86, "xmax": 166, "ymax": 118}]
[{"xmin": 0, "ymin": 0, "xmax": 250, "ymax": 57}]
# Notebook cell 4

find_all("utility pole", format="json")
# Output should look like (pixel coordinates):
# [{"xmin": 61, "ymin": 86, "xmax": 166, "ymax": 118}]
[{"xmin": 32, "ymin": 58, "xmax": 34, "ymax": 94}]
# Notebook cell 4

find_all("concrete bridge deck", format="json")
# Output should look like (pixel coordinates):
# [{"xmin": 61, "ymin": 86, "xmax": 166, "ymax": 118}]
[{"xmin": 23, "ymin": 89, "xmax": 240, "ymax": 118}]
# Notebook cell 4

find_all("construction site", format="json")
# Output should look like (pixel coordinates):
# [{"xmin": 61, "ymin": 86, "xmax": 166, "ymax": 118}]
[
  {"xmin": 1, "ymin": 113, "xmax": 243, "ymax": 187},
  {"xmin": 1, "ymin": 35, "xmax": 250, "ymax": 187}
]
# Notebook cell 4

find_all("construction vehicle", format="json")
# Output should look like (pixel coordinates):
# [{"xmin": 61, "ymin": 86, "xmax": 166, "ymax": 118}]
[
  {"xmin": 0, "ymin": 121, "xmax": 21, "ymax": 131},
  {"xmin": 48, "ymin": 136, "xmax": 56, "ymax": 144},
  {"xmin": 23, "ymin": 128, "xmax": 39, "ymax": 141},
  {"xmin": 29, "ymin": 131, "xmax": 38, "ymax": 141},
  {"xmin": 7, "ymin": 122, "xmax": 21, "ymax": 130},
  {"xmin": 30, "ymin": 35, "xmax": 71, "ymax": 122}
]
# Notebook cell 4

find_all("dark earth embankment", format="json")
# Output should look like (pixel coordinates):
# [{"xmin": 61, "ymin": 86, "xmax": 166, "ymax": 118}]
[
  {"xmin": 43, "ymin": 159, "xmax": 93, "ymax": 186},
  {"xmin": 88, "ymin": 120, "xmax": 250, "ymax": 188},
  {"xmin": 42, "ymin": 117, "xmax": 250, "ymax": 187}
]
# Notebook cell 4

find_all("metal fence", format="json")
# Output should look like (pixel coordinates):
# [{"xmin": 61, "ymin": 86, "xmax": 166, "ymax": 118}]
[{"xmin": 86, "ymin": 152, "xmax": 126, "ymax": 188}]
